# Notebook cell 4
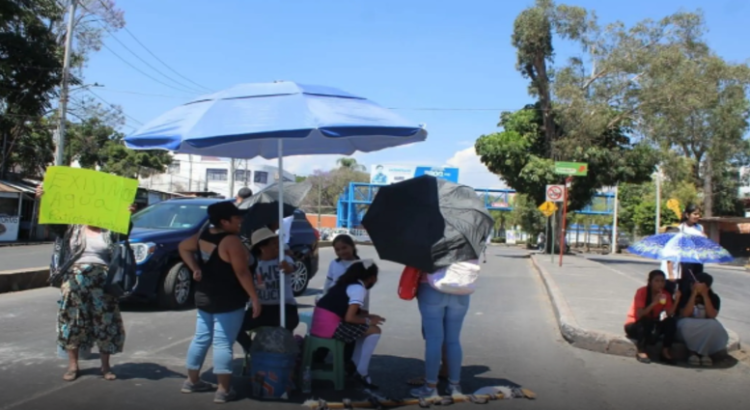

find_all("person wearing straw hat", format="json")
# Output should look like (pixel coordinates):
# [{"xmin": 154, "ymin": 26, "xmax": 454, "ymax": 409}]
[{"xmin": 236, "ymin": 227, "xmax": 299, "ymax": 353}]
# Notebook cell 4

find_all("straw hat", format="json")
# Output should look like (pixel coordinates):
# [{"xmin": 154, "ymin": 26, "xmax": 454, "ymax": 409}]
[{"xmin": 250, "ymin": 227, "xmax": 278, "ymax": 248}]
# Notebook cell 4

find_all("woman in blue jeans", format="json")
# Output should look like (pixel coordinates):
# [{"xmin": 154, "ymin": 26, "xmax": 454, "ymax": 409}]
[
  {"xmin": 178, "ymin": 202, "xmax": 262, "ymax": 404},
  {"xmin": 411, "ymin": 272, "xmax": 471, "ymax": 399}
]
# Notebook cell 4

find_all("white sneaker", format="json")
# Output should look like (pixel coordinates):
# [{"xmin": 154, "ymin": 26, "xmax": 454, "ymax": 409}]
[
  {"xmin": 447, "ymin": 383, "xmax": 463, "ymax": 397},
  {"xmin": 688, "ymin": 355, "xmax": 701, "ymax": 366}
]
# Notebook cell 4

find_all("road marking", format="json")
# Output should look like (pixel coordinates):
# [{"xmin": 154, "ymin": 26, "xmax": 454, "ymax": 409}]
[{"xmin": 131, "ymin": 335, "xmax": 195, "ymax": 357}]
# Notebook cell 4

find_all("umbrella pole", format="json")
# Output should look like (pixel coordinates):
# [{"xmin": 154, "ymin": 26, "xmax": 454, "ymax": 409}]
[{"xmin": 278, "ymin": 139, "xmax": 286, "ymax": 329}]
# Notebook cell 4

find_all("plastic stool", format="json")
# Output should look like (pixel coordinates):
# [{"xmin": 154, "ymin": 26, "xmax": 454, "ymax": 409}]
[
  {"xmin": 298, "ymin": 310, "xmax": 313, "ymax": 335},
  {"xmin": 301, "ymin": 336, "xmax": 345, "ymax": 390},
  {"xmin": 241, "ymin": 326, "xmax": 273, "ymax": 376}
]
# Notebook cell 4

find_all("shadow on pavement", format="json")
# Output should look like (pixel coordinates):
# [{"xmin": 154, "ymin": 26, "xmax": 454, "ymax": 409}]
[
  {"xmin": 189, "ymin": 355, "xmax": 531, "ymax": 405},
  {"xmin": 111, "ymin": 362, "xmax": 187, "ymax": 381}
]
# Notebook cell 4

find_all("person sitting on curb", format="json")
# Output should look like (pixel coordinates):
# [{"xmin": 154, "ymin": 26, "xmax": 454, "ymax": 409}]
[
  {"xmin": 676, "ymin": 272, "xmax": 728, "ymax": 367},
  {"xmin": 624, "ymin": 270, "xmax": 680, "ymax": 364}
]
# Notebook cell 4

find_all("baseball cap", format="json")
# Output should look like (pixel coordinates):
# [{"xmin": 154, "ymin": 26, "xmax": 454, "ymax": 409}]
[
  {"xmin": 207, "ymin": 201, "xmax": 242, "ymax": 224},
  {"xmin": 237, "ymin": 187, "xmax": 253, "ymax": 199}
]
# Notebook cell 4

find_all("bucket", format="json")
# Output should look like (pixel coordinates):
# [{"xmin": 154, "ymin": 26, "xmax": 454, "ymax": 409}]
[{"xmin": 250, "ymin": 352, "xmax": 297, "ymax": 400}]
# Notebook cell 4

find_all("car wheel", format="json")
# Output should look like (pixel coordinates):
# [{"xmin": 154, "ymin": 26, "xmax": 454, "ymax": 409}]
[
  {"xmin": 159, "ymin": 262, "xmax": 193, "ymax": 310},
  {"xmin": 291, "ymin": 259, "xmax": 310, "ymax": 297}
]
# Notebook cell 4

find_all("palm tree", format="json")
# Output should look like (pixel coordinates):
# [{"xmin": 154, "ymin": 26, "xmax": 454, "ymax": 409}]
[{"xmin": 336, "ymin": 157, "xmax": 366, "ymax": 172}]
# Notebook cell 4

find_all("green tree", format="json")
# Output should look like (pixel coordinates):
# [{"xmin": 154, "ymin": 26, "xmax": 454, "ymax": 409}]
[
  {"xmin": 508, "ymin": 194, "xmax": 546, "ymax": 243},
  {"xmin": 637, "ymin": 16, "xmax": 750, "ymax": 217},
  {"xmin": 0, "ymin": 0, "xmax": 63, "ymax": 177},
  {"xmin": 336, "ymin": 157, "xmax": 366, "ymax": 172},
  {"xmin": 475, "ymin": 104, "xmax": 657, "ymax": 210},
  {"xmin": 302, "ymin": 167, "xmax": 370, "ymax": 215},
  {"xmin": 64, "ymin": 113, "xmax": 170, "ymax": 178}
]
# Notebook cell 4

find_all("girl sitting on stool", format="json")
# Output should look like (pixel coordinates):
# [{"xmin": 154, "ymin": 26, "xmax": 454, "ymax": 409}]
[{"xmin": 311, "ymin": 260, "xmax": 385, "ymax": 389}]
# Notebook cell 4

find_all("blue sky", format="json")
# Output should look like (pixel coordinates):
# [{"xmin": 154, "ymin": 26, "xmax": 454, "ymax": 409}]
[{"xmin": 82, "ymin": 0, "xmax": 750, "ymax": 188}]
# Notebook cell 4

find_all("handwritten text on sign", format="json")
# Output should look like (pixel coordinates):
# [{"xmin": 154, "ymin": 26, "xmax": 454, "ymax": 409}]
[{"xmin": 39, "ymin": 167, "xmax": 138, "ymax": 234}]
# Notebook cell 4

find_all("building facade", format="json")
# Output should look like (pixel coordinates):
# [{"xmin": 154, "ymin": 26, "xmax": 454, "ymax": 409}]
[{"xmin": 139, "ymin": 154, "xmax": 295, "ymax": 198}]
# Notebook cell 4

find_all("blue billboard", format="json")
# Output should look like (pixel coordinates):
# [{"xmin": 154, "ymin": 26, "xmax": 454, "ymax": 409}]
[{"xmin": 414, "ymin": 166, "xmax": 459, "ymax": 183}]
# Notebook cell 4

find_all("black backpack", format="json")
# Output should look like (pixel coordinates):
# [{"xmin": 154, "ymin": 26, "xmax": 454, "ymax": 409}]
[{"xmin": 104, "ymin": 239, "xmax": 138, "ymax": 298}]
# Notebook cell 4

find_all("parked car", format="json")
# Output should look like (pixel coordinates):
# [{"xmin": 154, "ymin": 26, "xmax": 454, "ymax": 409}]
[
  {"xmin": 125, "ymin": 198, "xmax": 319, "ymax": 309},
  {"xmin": 601, "ymin": 229, "xmax": 631, "ymax": 253}
]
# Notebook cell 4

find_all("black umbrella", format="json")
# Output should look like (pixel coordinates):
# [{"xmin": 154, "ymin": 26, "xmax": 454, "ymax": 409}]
[
  {"xmin": 238, "ymin": 180, "xmax": 312, "ymax": 234},
  {"xmin": 361, "ymin": 175, "xmax": 494, "ymax": 273}
]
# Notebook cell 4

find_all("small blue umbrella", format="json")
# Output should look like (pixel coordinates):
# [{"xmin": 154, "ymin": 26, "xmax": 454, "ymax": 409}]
[
  {"xmin": 123, "ymin": 81, "xmax": 428, "ymax": 326},
  {"xmin": 627, "ymin": 232, "xmax": 733, "ymax": 264}
]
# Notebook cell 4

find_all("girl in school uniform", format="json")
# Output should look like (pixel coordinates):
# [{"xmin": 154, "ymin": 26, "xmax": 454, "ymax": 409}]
[{"xmin": 311, "ymin": 260, "xmax": 385, "ymax": 389}]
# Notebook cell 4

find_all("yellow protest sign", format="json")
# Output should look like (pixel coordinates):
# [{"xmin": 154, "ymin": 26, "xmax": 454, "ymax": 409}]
[
  {"xmin": 538, "ymin": 201, "xmax": 558, "ymax": 217},
  {"xmin": 39, "ymin": 167, "xmax": 138, "ymax": 234}
]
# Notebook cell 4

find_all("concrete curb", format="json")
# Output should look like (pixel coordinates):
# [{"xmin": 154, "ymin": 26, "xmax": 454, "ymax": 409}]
[
  {"xmin": 530, "ymin": 255, "xmax": 741, "ymax": 358},
  {"xmin": 0, "ymin": 241, "xmax": 53, "ymax": 248},
  {"xmin": 0, "ymin": 267, "xmax": 50, "ymax": 294}
]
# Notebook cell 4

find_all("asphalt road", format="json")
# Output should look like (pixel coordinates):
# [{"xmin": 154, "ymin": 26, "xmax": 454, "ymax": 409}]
[
  {"xmin": 0, "ymin": 246, "xmax": 749, "ymax": 410},
  {"xmin": 583, "ymin": 253, "xmax": 750, "ymax": 346},
  {"xmin": 0, "ymin": 244, "xmax": 52, "ymax": 271}
]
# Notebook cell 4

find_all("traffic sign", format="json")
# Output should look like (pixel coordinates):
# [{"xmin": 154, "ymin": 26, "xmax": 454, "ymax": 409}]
[
  {"xmin": 538, "ymin": 201, "xmax": 558, "ymax": 217},
  {"xmin": 554, "ymin": 161, "xmax": 588, "ymax": 176},
  {"xmin": 546, "ymin": 185, "xmax": 565, "ymax": 202}
]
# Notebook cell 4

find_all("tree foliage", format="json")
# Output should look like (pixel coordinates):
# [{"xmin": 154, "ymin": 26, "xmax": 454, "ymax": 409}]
[
  {"xmin": 0, "ymin": 0, "xmax": 63, "ymax": 177},
  {"xmin": 301, "ymin": 167, "xmax": 370, "ymax": 215},
  {"xmin": 475, "ymin": 103, "xmax": 658, "ymax": 210}
]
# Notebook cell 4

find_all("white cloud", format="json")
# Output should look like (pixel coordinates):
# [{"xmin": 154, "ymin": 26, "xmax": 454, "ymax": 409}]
[
  {"xmin": 252, "ymin": 154, "xmax": 364, "ymax": 175},
  {"xmin": 446, "ymin": 147, "xmax": 506, "ymax": 189}
]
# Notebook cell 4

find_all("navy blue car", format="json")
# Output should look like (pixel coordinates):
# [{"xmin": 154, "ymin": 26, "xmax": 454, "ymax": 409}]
[{"xmin": 126, "ymin": 197, "xmax": 320, "ymax": 310}]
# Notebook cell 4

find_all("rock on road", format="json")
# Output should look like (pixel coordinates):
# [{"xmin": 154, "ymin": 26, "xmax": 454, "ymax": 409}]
[{"xmin": 0, "ymin": 246, "xmax": 748, "ymax": 410}]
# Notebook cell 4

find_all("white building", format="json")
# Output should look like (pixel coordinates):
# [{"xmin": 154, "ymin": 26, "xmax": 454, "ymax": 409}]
[{"xmin": 139, "ymin": 154, "xmax": 295, "ymax": 198}]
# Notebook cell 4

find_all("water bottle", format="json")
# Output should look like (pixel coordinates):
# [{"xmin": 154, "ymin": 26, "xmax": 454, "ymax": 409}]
[{"xmin": 302, "ymin": 366, "xmax": 312, "ymax": 394}]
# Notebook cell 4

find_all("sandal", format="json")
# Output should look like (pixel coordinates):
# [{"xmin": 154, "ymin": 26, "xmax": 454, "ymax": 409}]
[
  {"xmin": 63, "ymin": 369, "xmax": 79, "ymax": 381},
  {"xmin": 102, "ymin": 369, "xmax": 117, "ymax": 381},
  {"xmin": 636, "ymin": 353, "xmax": 650, "ymax": 364}
]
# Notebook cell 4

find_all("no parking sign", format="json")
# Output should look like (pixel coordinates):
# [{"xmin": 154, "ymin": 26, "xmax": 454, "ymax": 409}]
[{"xmin": 545, "ymin": 185, "xmax": 564, "ymax": 202}]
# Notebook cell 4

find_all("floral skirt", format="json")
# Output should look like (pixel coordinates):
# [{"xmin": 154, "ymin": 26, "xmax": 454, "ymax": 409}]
[{"xmin": 57, "ymin": 264, "xmax": 125, "ymax": 354}]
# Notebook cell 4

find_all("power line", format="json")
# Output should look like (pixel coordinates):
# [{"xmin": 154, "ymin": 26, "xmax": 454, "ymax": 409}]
[
  {"xmin": 85, "ymin": 88, "xmax": 144, "ymax": 125},
  {"xmin": 95, "ymin": 23, "xmax": 206, "ymax": 94},
  {"xmin": 95, "ymin": 0, "xmax": 213, "ymax": 93},
  {"xmin": 99, "ymin": 42, "xmax": 198, "ymax": 95}
]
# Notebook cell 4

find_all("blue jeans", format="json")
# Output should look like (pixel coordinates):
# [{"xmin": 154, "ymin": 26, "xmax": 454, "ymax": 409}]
[
  {"xmin": 186, "ymin": 308, "xmax": 245, "ymax": 375},
  {"xmin": 417, "ymin": 284, "xmax": 470, "ymax": 385}
]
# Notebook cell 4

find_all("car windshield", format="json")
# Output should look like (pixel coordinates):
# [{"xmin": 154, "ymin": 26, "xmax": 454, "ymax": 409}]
[{"xmin": 131, "ymin": 202, "xmax": 208, "ymax": 230}]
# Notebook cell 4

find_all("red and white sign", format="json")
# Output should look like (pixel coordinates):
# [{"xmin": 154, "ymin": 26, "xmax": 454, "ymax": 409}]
[{"xmin": 546, "ymin": 185, "xmax": 564, "ymax": 202}]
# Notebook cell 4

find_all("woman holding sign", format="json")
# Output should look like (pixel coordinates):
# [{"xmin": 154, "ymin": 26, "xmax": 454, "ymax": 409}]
[{"xmin": 36, "ymin": 185, "xmax": 135, "ymax": 382}]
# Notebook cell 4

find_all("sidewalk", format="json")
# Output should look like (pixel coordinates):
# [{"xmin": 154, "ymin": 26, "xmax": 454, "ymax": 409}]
[{"xmin": 530, "ymin": 253, "xmax": 741, "ymax": 358}]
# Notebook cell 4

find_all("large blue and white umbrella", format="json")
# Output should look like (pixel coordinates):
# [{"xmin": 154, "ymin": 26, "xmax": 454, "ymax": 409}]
[
  {"xmin": 627, "ymin": 232, "xmax": 733, "ymax": 264},
  {"xmin": 124, "ymin": 81, "xmax": 428, "ymax": 325}
]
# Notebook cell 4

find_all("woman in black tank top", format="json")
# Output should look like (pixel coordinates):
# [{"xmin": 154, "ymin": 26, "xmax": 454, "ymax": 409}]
[{"xmin": 177, "ymin": 202, "xmax": 261, "ymax": 404}]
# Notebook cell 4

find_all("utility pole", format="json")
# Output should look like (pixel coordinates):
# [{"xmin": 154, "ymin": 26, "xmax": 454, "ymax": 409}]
[
  {"xmin": 317, "ymin": 175, "xmax": 322, "ymax": 229},
  {"xmin": 188, "ymin": 154, "xmax": 193, "ymax": 191},
  {"xmin": 655, "ymin": 166, "xmax": 661, "ymax": 235},
  {"xmin": 54, "ymin": 0, "xmax": 77, "ymax": 166},
  {"xmin": 228, "ymin": 158, "xmax": 235, "ymax": 199},
  {"xmin": 611, "ymin": 185, "xmax": 619, "ymax": 255}
]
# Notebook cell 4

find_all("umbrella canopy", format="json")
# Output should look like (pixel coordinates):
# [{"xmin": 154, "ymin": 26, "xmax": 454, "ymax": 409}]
[
  {"xmin": 122, "ymin": 81, "xmax": 427, "ymax": 328},
  {"xmin": 627, "ymin": 232, "xmax": 733, "ymax": 264},
  {"xmin": 238, "ymin": 181, "xmax": 312, "ymax": 234},
  {"xmin": 123, "ymin": 81, "xmax": 427, "ymax": 158},
  {"xmin": 362, "ymin": 175, "xmax": 494, "ymax": 273}
]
